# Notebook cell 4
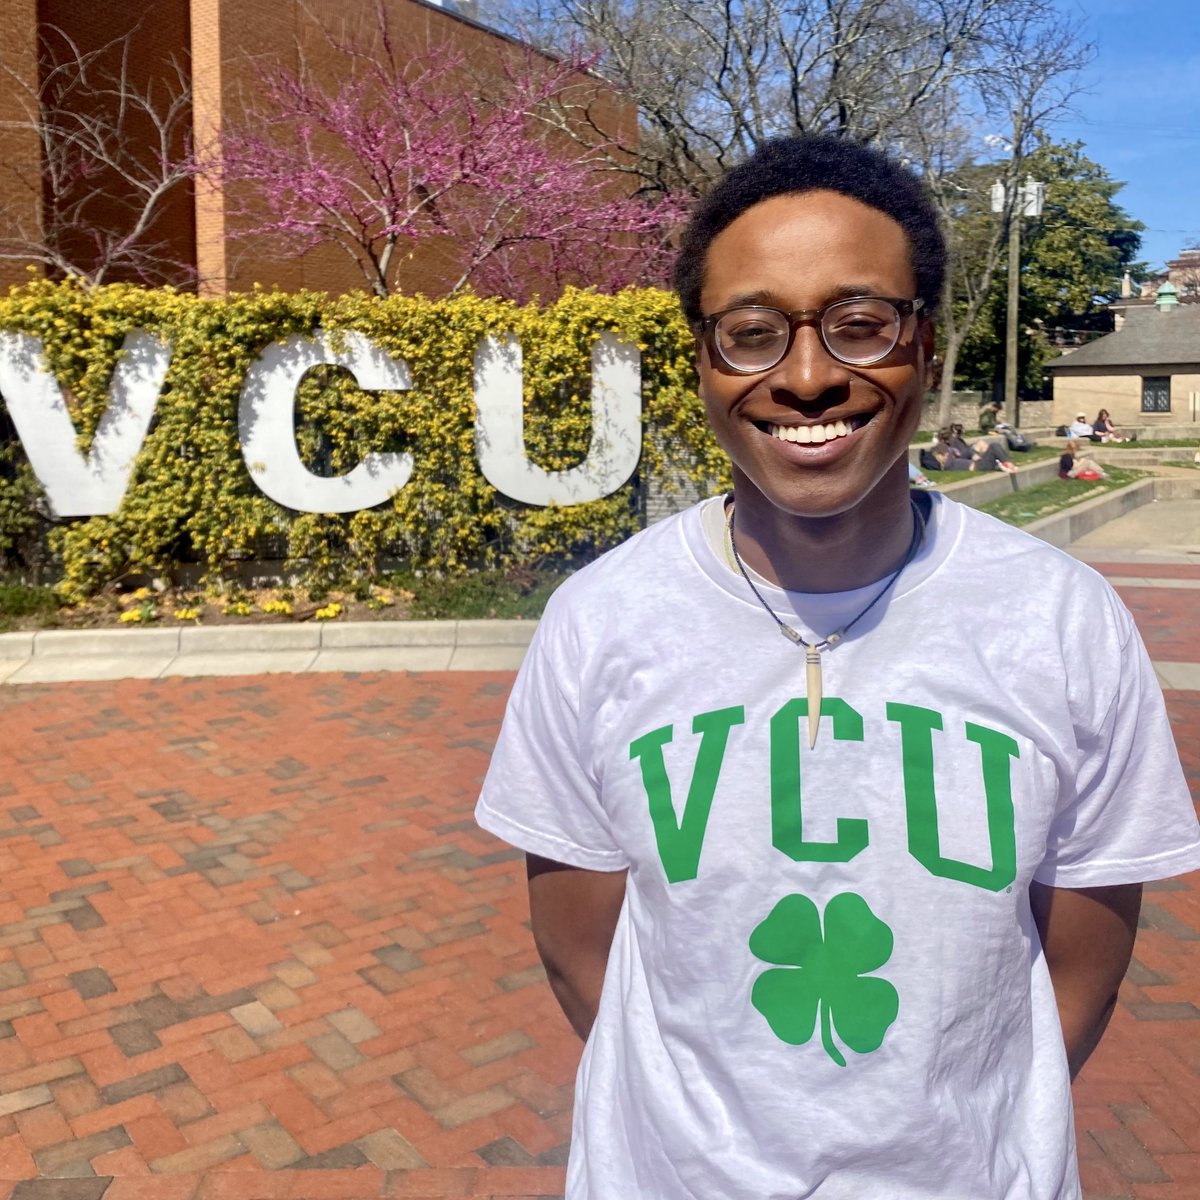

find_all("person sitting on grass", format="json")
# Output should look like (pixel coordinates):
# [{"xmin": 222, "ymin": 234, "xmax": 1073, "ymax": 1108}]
[
  {"xmin": 926, "ymin": 429, "xmax": 1015, "ymax": 474},
  {"xmin": 930, "ymin": 427, "xmax": 974, "ymax": 470},
  {"xmin": 1092, "ymin": 409, "xmax": 1127, "ymax": 443},
  {"xmin": 926, "ymin": 432, "xmax": 974, "ymax": 468},
  {"xmin": 970, "ymin": 437, "xmax": 1018, "ymax": 473},
  {"xmin": 1059, "ymin": 438, "xmax": 1107, "ymax": 480},
  {"xmin": 978, "ymin": 399, "xmax": 1002, "ymax": 433},
  {"xmin": 1068, "ymin": 412, "xmax": 1096, "ymax": 440},
  {"xmin": 946, "ymin": 423, "xmax": 977, "ymax": 459}
]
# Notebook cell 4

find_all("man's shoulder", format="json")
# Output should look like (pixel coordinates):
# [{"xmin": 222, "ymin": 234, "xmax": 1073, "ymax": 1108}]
[
  {"xmin": 546, "ymin": 501, "xmax": 706, "ymax": 615},
  {"xmin": 944, "ymin": 497, "xmax": 1118, "ymax": 594}
]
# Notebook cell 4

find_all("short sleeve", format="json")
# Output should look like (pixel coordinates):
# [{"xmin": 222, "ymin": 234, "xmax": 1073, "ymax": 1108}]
[
  {"xmin": 1035, "ymin": 615, "xmax": 1200, "ymax": 887},
  {"xmin": 475, "ymin": 604, "xmax": 630, "ymax": 871}
]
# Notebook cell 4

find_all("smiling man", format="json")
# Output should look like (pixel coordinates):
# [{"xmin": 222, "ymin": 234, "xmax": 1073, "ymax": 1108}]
[{"xmin": 475, "ymin": 136, "xmax": 1200, "ymax": 1199}]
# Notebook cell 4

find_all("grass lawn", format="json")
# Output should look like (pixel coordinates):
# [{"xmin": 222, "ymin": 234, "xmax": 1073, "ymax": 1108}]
[
  {"xmin": 1008, "ymin": 445, "xmax": 1060, "ymax": 464},
  {"xmin": 976, "ymin": 466, "xmax": 1148, "ymax": 527}
]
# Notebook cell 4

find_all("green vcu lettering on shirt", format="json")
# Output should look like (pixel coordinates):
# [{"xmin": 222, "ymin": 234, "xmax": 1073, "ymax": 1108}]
[
  {"xmin": 629, "ymin": 705, "xmax": 746, "ymax": 883},
  {"xmin": 630, "ymin": 697, "xmax": 1019, "ymax": 892}
]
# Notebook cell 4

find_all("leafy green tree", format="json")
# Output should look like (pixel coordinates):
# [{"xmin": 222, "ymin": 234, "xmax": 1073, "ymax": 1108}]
[{"xmin": 954, "ymin": 137, "xmax": 1144, "ymax": 395}]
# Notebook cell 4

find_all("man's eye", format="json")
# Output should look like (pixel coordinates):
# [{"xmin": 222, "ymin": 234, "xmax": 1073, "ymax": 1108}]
[
  {"xmin": 830, "ymin": 316, "xmax": 887, "ymax": 339},
  {"xmin": 727, "ymin": 323, "xmax": 782, "ymax": 343}
]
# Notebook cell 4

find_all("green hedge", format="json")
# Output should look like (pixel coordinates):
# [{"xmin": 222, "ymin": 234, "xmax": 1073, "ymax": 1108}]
[{"xmin": 0, "ymin": 281, "xmax": 729, "ymax": 602}]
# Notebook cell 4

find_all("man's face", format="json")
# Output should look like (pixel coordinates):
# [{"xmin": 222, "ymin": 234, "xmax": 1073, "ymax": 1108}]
[{"xmin": 697, "ymin": 189, "xmax": 933, "ymax": 519}]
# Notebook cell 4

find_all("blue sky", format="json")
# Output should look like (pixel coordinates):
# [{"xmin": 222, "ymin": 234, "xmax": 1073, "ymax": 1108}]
[{"xmin": 1051, "ymin": 0, "xmax": 1200, "ymax": 271}]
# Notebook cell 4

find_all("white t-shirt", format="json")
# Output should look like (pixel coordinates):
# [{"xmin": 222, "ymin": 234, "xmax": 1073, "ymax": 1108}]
[
  {"xmin": 1068, "ymin": 421, "xmax": 1094, "ymax": 438},
  {"xmin": 476, "ymin": 494, "xmax": 1200, "ymax": 1200}
]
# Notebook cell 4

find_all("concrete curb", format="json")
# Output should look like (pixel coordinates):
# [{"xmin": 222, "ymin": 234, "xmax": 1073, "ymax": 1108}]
[
  {"xmin": 934, "ymin": 457, "xmax": 1061, "ymax": 505},
  {"xmin": 0, "ymin": 617, "xmax": 533, "ymax": 658},
  {"xmin": 1024, "ymin": 478, "xmax": 1200, "ymax": 548},
  {"xmin": 0, "ymin": 619, "xmax": 537, "ymax": 684}
]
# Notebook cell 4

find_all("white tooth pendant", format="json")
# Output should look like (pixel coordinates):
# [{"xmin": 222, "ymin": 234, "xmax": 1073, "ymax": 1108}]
[{"xmin": 806, "ymin": 647, "xmax": 822, "ymax": 748}]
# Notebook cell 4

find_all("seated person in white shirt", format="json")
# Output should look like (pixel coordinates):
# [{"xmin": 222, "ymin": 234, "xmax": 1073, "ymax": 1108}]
[{"xmin": 1068, "ymin": 412, "xmax": 1095, "ymax": 439}]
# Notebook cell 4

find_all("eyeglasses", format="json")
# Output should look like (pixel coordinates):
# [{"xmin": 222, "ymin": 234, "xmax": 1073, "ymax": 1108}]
[{"xmin": 696, "ymin": 297, "xmax": 924, "ymax": 374}]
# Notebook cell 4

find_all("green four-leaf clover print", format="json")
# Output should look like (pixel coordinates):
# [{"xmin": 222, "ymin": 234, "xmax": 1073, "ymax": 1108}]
[{"xmin": 750, "ymin": 892, "xmax": 899, "ymax": 1067}]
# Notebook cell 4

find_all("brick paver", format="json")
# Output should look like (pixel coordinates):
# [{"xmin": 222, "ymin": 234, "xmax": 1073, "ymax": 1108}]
[
  {"xmin": 0, "ymin": 674, "xmax": 574, "ymax": 1199},
  {"xmin": 0, "ymin": 580, "xmax": 1197, "ymax": 1198}
]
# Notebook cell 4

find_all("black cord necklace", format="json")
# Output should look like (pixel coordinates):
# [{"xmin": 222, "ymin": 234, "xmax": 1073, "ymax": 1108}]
[{"xmin": 727, "ymin": 495, "xmax": 927, "ymax": 748}]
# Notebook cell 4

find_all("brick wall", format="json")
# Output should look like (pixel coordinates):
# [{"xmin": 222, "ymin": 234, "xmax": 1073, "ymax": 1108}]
[{"xmin": 0, "ymin": 0, "xmax": 46, "ymax": 290}]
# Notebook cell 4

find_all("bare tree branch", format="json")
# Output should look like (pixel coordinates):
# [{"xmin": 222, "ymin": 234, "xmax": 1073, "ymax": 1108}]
[{"xmin": 0, "ymin": 19, "xmax": 195, "ymax": 287}]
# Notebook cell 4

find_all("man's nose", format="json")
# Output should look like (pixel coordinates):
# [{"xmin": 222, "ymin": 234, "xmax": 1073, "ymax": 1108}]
[{"xmin": 763, "ymin": 320, "xmax": 851, "ymax": 401}]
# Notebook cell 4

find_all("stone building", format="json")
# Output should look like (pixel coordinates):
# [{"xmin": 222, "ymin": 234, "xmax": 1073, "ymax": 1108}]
[{"xmin": 1047, "ymin": 284, "xmax": 1200, "ymax": 427}]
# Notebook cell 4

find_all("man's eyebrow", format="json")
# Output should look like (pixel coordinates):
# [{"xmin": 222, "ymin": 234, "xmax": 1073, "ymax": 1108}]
[{"xmin": 720, "ymin": 284, "xmax": 887, "ymax": 308}]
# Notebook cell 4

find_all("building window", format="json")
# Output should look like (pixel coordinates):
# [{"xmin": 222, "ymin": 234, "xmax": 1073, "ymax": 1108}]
[{"xmin": 1142, "ymin": 376, "xmax": 1171, "ymax": 413}]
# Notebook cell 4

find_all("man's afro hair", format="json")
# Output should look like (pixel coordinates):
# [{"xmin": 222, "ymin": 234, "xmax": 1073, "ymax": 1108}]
[{"xmin": 674, "ymin": 134, "xmax": 946, "ymax": 325}]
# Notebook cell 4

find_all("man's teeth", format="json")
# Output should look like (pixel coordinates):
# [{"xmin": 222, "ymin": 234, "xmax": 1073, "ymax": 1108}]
[{"xmin": 768, "ymin": 420, "xmax": 851, "ymax": 444}]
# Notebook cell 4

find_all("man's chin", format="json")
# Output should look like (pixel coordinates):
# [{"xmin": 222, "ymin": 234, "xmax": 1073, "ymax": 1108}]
[{"xmin": 733, "ymin": 459, "xmax": 912, "ymax": 522}]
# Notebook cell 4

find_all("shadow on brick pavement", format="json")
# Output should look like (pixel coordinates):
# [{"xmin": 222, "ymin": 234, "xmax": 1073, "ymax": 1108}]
[{"xmin": 0, "ymin": 668, "xmax": 1196, "ymax": 1199}]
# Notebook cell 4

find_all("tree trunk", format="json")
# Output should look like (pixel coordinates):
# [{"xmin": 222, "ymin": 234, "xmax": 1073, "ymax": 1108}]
[
  {"xmin": 936, "ymin": 336, "xmax": 962, "ymax": 430},
  {"xmin": 934, "ymin": 271, "xmax": 960, "ymax": 428}
]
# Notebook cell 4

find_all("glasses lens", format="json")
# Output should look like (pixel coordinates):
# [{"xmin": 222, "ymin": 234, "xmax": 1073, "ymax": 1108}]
[
  {"xmin": 822, "ymin": 298, "xmax": 902, "ymax": 364},
  {"xmin": 713, "ymin": 308, "xmax": 791, "ymax": 372}
]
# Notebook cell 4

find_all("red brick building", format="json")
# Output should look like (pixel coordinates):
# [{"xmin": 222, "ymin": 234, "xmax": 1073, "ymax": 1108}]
[{"xmin": 0, "ymin": 0, "xmax": 634, "ymax": 297}]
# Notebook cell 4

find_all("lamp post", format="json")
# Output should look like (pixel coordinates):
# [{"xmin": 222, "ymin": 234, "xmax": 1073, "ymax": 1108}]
[{"xmin": 992, "ymin": 175, "xmax": 1045, "ymax": 425}]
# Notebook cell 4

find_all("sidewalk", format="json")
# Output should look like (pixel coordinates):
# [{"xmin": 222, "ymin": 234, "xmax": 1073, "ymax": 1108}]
[{"xmin": 0, "ymin": 549, "xmax": 1197, "ymax": 1199}]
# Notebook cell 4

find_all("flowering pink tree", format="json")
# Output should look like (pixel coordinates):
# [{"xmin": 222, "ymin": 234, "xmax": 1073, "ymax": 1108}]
[{"xmin": 204, "ymin": 5, "xmax": 680, "ymax": 300}]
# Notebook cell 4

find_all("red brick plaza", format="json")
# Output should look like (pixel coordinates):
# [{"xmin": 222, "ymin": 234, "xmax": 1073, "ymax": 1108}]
[{"xmin": 0, "ymin": 567, "xmax": 1198, "ymax": 1200}]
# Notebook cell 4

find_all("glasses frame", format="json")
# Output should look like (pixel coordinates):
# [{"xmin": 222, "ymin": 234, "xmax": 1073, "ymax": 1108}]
[{"xmin": 696, "ymin": 297, "xmax": 925, "ymax": 374}]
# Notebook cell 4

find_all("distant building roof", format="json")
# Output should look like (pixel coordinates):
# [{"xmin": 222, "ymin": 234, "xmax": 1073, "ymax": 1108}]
[{"xmin": 1047, "ymin": 303, "xmax": 1200, "ymax": 371}]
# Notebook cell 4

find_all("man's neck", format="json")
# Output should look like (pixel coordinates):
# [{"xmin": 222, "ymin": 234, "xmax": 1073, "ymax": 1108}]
[{"xmin": 728, "ymin": 471, "xmax": 919, "ymax": 594}]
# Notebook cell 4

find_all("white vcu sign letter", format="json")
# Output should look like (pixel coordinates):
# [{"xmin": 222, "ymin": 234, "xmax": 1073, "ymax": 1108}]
[
  {"xmin": 0, "ymin": 331, "xmax": 172, "ymax": 518},
  {"xmin": 238, "ymin": 331, "xmax": 413, "ymax": 513},
  {"xmin": 473, "ymin": 332, "xmax": 641, "ymax": 506}
]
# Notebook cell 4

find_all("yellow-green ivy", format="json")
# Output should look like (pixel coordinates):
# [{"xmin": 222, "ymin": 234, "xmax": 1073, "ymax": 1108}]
[{"xmin": 0, "ymin": 280, "xmax": 729, "ymax": 601}]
